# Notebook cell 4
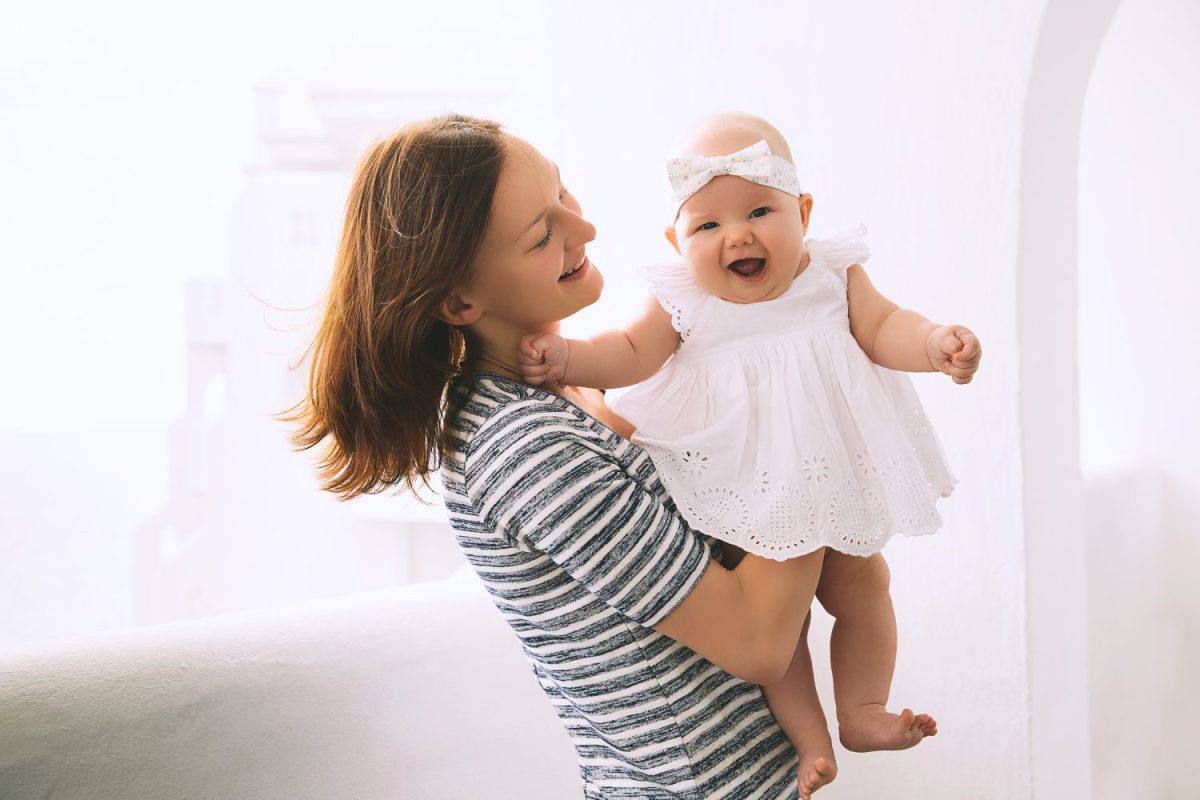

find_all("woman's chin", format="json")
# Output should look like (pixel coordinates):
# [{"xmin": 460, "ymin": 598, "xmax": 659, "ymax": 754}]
[{"xmin": 571, "ymin": 266, "xmax": 604, "ymax": 307}]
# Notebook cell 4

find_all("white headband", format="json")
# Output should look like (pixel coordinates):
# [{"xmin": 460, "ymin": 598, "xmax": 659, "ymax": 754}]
[{"xmin": 667, "ymin": 139, "xmax": 802, "ymax": 219}]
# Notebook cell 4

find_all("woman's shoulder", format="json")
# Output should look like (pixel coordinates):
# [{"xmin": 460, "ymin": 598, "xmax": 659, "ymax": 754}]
[{"xmin": 450, "ymin": 373, "xmax": 613, "ymax": 469}]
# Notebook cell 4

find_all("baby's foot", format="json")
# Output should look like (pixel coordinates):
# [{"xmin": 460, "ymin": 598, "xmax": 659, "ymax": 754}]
[
  {"xmin": 792, "ymin": 725, "xmax": 837, "ymax": 800},
  {"xmin": 837, "ymin": 704, "xmax": 937, "ymax": 753},
  {"xmin": 797, "ymin": 752, "xmax": 837, "ymax": 800}
]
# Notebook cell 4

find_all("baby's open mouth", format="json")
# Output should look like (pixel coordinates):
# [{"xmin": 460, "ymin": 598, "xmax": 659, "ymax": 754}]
[{"xmin": 727, "ymin": 258, "xmax": 765, "ymax": 278}]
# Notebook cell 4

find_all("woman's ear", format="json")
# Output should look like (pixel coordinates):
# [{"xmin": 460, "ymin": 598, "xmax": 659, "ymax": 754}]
[
  {"xmin": 664, "ymin": 226, "xmax": 681, "ymax": 255},
  {"xmin": 435, "ymin": 288, "xmax": 483, "ymax": 326},
  {"xmin": 798, "ymin": 194, "xmax": 814, "ymax": 235}
]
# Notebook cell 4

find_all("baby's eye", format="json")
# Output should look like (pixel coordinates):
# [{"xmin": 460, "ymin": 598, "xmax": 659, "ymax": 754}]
[
  {"xmin": 749, "ymin": 207, "xmax": 770, "ymax": 218},
  {"xmin": 696, "ymin": 221, "xmax": 719, "ymax": 232}
]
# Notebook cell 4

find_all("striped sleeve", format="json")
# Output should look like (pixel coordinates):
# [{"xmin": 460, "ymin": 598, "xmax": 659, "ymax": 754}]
[{"xmin": 465, "ymin": 412, "xmax": 713, "ymax": 627}]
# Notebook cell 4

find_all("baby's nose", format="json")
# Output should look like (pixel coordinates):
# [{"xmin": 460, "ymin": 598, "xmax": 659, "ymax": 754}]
[{"xmin": 725, "ymin": 226, "xmax": 754, "ymax": 246}]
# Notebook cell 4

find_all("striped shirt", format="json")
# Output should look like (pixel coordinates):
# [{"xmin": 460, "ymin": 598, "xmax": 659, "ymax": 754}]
[{"xmin": 440, "ymin": 371, "xmax": 799, "ymax": 799}]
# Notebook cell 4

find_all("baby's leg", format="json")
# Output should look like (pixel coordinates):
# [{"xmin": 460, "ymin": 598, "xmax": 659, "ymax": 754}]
[
  {"xmin": 816, "ymin": 552, "xmax": 937, "ymax": 752},
  {"xmin": 761, "ymin": 612, "xmax": 837, "ymax": 800}
]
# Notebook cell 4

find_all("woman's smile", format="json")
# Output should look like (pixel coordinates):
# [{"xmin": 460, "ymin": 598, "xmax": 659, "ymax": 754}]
[{"xmin": 559, "ymin": 255, "xmax": 591, "ymax": 282}]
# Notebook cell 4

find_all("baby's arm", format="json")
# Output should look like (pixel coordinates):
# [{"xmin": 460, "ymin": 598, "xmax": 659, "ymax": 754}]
[
  {"xmin": 845, "ymin": 264, "xmax": 981, "ymax": 384},
  {"xmin": 518, "ymin": 294, "xmax": 680, "ymax": 389}
]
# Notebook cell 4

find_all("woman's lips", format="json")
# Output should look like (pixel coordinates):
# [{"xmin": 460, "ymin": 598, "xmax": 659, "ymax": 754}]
[
  {"xmin": 559, "ymin": 256, "xmax": 590, "ymax": 282},
  {"xmin": 727, "ymin": 258, "xmax": 766, "ymax": 281}
]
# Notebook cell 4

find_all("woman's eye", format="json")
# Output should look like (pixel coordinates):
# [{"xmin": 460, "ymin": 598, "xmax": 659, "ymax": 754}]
[
  {"xmin": 750, "ymin": 207, "xmax": 770, "ymax": 218},
  {"xmin": 533, "ymin": 221, "xmax": 553, "ymax": 250},
  {"xmin": 697, "ymin": 221, "xmax": 718, "ymax": 232}
]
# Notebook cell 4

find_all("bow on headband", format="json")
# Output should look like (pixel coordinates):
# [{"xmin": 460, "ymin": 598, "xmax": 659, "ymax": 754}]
[{"xmin": 666, "ymin": 139, "xmax": 802, "ymax": 218}]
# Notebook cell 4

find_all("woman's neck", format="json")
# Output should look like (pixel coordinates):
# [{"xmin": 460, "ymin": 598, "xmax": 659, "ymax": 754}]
[
  {"xmin": 468, "ymin": 319, "xmax": 565, "ymax": 394},
  {"xmin": 472, "ymin": 352, "xmax": 525, "ymax": 383}
]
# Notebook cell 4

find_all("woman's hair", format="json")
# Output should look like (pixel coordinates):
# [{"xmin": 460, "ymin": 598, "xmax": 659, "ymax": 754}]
[{"xmin": 280, "ymin": 113, "xmax": 507, "ymax": 500}]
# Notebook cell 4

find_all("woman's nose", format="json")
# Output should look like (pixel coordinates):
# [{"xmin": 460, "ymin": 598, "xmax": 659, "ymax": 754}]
[{"xmin": 565, "ymin": 212, "xmax": 597, "ymax": 250}]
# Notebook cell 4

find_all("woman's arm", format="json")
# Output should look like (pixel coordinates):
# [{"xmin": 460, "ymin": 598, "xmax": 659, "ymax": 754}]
[
  {"xmin": 519, "ymin": 295, "xmax": 680, "ymax": 389},
  {"xmin": 846, "ymin": 264, "xmax": 981, "ymax": 383},
  {"xmin": 469, "ymin": 396, "xmax": 822, "ymax": 687},
  {"xmin": 654, "ymin": 548, "xmax": 825, "ymax": 686},
  {"xmin": 572, "ymin": 391, "xmax": 820, "ymax": 685}
]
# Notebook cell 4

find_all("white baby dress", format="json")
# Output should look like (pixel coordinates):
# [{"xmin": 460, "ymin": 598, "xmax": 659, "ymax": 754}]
[{"xmin": 609, "ymin": 225, "xmax": 958, "ymax": 560}]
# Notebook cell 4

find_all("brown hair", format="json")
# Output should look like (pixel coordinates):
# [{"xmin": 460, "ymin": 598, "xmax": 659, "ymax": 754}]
[{"xmin": 280, "ymin": 113, "xmax": 507, "ymax": 500}]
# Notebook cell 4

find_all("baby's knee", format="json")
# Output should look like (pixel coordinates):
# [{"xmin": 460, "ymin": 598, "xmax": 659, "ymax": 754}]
[
  {"xmin": 819, "ymin": 553, "xmax": 891, "ymax": 617},
  {"xmin": 858, "ymin": 554, "xmax": 891, "ymax": 596}
]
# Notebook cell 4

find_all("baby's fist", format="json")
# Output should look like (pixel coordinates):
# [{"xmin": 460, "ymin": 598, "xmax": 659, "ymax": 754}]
[
  {"xmin": 517, "ymin": 332, "xmax": 570, "ymax": 386},
  {"xmin": 926, "ymin": 325, "xmax": 981, "ymax": 385}
]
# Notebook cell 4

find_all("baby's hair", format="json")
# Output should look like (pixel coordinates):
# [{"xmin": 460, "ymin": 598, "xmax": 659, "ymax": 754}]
[{"xmin": 669, "ymin": 111, "xmax": 794, "ymax": 164}]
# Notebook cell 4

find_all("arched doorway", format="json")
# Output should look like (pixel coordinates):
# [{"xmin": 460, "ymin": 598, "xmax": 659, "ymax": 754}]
[
  {"xmin": 1078, "ymin": 1, "xmax": 1200, "ymax": 797},
  {"xmin": 1017, "ymin": 1, "xmax": 1121, "ymax": 797}
]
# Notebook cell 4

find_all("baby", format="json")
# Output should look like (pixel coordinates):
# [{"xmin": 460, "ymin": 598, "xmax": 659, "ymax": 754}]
[{"xmin": 517, "ymin": 113, "xmax": 980, "ymax": 798}]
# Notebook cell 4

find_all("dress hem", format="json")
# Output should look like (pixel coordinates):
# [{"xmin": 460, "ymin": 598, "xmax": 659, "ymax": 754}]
[
  {"xmin": 712, "ymin": 481, "xmax": 957, "ymax": 562},
  {"xmin": 729, "ymin": 523, "xmax": 943, "ymax": 562}
]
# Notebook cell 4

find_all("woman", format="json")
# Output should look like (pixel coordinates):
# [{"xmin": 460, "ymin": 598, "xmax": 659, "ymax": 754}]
[{"xmin": 287, "ymin": 113, "xmax": 825, "ymax": 799}]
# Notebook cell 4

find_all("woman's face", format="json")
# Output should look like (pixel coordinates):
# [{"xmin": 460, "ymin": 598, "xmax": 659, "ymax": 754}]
[{"xmin": 460, "ymin": 136, "xmax": 601, "ymax": 336}]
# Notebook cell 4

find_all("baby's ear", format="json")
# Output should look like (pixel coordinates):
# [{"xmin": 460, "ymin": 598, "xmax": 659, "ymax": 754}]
[
  {"xmin": 797, "ymin": 194, "xmax": 814, "ymax": 235},
  {"xmin": 664, "ymin": 226, "xmax": 681, "ymax": 255}
]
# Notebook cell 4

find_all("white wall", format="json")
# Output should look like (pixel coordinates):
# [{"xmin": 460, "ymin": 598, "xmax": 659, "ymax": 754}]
[{"xmin": 1079, "ymin": 0, "xmax": 1200, "ymax": 796}]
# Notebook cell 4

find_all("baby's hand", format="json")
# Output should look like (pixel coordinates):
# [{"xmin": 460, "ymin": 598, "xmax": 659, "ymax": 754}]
[
  {"xmin": 517, "ymin": 332, "xmax": 570, "ymax": 386},
  {"xmin": 925, "ymin": 325, "xmax": 981, "ymax": 384}
]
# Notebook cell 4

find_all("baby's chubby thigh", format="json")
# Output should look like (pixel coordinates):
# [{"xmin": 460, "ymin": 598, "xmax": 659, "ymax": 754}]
[{"xmin": 815, "ymin": 551, "xmax": 892, "ymax": 617}]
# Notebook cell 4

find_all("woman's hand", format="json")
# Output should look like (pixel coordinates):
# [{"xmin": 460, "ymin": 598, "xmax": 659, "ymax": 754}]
[
  {"xmin": 925, "ymin": 325, "xmax": 981, "ymax": 384},
  {"xmin": 517, "ymin": 332, "xmax": 570, "ymax": 386}
]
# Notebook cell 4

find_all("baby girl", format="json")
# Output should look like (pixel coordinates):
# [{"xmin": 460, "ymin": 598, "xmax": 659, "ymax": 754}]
[{"xmin": 517, "ymin": 113, "xmax": 980, "ymax": 798}]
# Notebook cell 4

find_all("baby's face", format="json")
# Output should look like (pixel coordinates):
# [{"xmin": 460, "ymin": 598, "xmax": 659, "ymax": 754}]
[{"xmin": 671, "ymin": 175, "xmax": 811, "ymax": 304}]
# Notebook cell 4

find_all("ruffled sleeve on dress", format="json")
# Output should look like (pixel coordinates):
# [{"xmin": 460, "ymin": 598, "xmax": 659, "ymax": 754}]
[
  {"xmin": 808, "ymin": 223, "xmax": 871, "ymax": 290},
  {"xmin": 638, "ymin": 261, "xmax": 712, "ymax": 341}
]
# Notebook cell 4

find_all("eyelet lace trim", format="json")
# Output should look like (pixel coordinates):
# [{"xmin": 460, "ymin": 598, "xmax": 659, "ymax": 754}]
[
  {"xmin": 807, "ymin": 223, "xmax": 871, "ymax": 290},
  {"xmin": 638, "ymin": 262, "xmax": 709, "ymax": 341},
  {"xmin": 641, "ymin": 440, "xmax": 955, "ymax": 559}
]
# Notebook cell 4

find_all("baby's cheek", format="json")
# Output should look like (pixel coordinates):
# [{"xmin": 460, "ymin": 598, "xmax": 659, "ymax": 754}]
[
  {"xmin": 682, "ymin": 244, "xmax": 720, "ymax": 285},
  {"xmin": 772, "ymin": 217, "xmax": 807, "ymax": 250},
  {"xmin": 693, "ymin": 236, "xmax": 722, "ymax": 262},
  {"xmin": 772, "ymin": 232, "xmax": 805, "ymax": 268}
]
